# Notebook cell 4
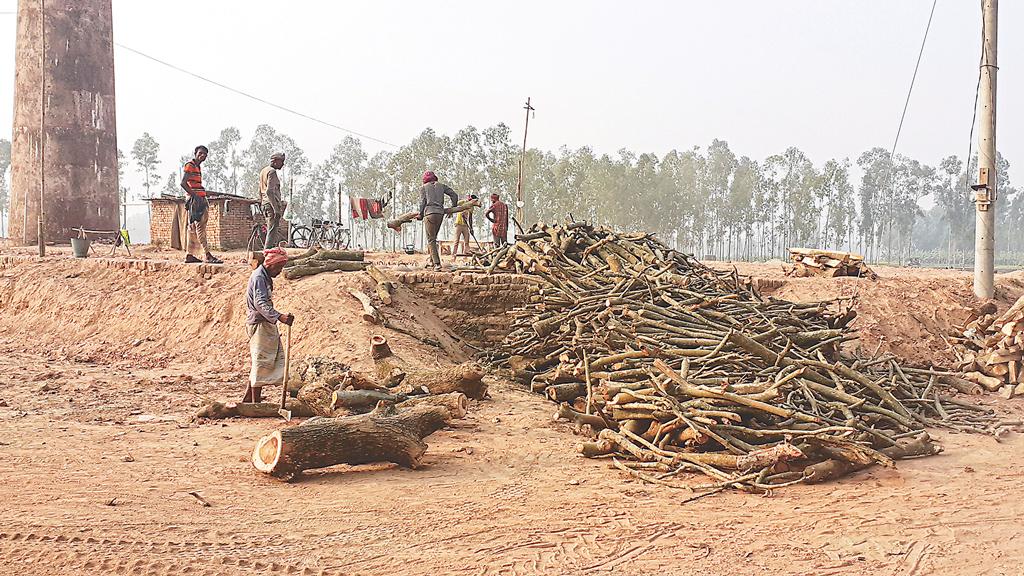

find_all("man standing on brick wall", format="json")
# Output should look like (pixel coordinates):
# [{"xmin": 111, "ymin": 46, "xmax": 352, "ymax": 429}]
[
  {"xmin": 180, "ymin": 145, "xmax": 223, "ymax": 264},
  {"xmin": 258, "ymin": 152, "xmax": 287, "ymax": 250}
]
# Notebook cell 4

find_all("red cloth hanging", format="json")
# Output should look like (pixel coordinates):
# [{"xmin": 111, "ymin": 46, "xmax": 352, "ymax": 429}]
[
  {"xmin": 358, "ymin": 198, "xmax": 370, "ymax": 220},
  {"xmin": 368, "ymin": 200, "xmax": 384, "ymax": 219}
]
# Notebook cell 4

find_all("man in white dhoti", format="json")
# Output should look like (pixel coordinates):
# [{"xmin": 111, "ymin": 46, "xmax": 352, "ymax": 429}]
[{"xmin": 243, "ymin": 248, "xmax": 294, "ymax": 403}]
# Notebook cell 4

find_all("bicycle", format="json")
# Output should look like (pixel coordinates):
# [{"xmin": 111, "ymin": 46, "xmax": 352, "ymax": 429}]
[
  {"xmin": 290, "ymin": 218, "xmax": 351, "ymax": 250},
  {"xmin": 246, "ymin": 203, "xmax": 269, "ymax": 256}
]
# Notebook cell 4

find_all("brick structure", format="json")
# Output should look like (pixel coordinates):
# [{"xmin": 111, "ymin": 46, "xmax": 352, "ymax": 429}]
[
  {"xmin": 392, "ymin": 270, "xmax": 537, "ymax": 347},
  {"xmin": 147, "ymin": 194, "xmax": 289, "ymax": 251},
  {"xmin": 9, "ymin": 0, "xmax": 119, "ymax": 244}
]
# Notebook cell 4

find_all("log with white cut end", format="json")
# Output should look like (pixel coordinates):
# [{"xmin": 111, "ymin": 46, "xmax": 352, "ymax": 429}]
[
  {"xmin": 251, "ymin": 403, "xmax": 452, "ymax": 481},
  {"xmin": 349, "ymin": 289, "xmax": 382, "ymax": 324}
]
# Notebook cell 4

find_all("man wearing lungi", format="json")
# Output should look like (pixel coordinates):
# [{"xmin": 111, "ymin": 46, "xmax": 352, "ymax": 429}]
[{"xmin": 243, "ymin": 248, "xmax": 294, "ymax": 403}]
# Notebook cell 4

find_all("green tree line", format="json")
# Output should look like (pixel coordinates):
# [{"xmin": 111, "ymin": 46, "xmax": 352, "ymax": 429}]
[{"xmin": 125, "ymin": 127, "xmax": 1022, "ymax": 265}]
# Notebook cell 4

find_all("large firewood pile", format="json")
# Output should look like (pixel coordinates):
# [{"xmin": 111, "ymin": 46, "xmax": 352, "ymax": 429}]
[
  {"xmin": 952, "ymin": 296, "xmax": 1024, "ymax": 398},
  {"xmin": 471, "ymin": 223, "xmax": 1003, "ymax": 492},
  {"xmin": 786, "ymin": 248, "xmax": 878, "ymax": 280}
]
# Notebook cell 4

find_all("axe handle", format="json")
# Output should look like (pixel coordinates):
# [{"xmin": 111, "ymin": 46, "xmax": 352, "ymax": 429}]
[{"xmin": 280, "ymin": 322, "xmax": 292, "ymax": 410}]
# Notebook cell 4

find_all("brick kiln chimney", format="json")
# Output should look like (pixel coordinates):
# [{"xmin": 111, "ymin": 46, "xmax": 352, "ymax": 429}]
[{"xmin": 8, "ymin": 0, "xmax": 119, "ymax": 244}]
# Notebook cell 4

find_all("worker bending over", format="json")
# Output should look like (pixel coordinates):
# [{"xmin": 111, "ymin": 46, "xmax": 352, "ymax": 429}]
[{"xmin": 243, "ymin": 248, "xmax": 295, "ymax": 403}]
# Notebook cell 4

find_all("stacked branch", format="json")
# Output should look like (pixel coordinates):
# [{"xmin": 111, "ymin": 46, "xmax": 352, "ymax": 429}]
[
  {"xmin": 471, "ymin": 222, "xmax": 1002, "ymax": 492},
  {"xmin": 786, "ymin": 248, "xmax": 877, "ymax": 280},
  {"xmin": 284, "ymin": 248, "xmax": 368, "ymax": 279},
  {"xmin": 952, "ymin": 296, "xmax": 1024, "ymax": 398}
]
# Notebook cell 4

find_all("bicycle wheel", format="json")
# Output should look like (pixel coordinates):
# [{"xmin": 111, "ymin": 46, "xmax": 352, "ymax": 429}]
[
  {"xmin": 332, "ymin": 227, "xmax": 351, "ymax": 250},
  {"xmin": 291, "ymin": 225, "xmax": 313, "ymax": 249},
  {"xmin": 246, "ymin": 225, "xmax": 265, "ymax": 255}
]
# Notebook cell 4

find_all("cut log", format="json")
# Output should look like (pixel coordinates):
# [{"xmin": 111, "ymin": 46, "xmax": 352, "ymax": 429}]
[
  {"xmin": 331, "ymin": 389, "xmax": 407, "ymax": 411},
  {"xmin": 401, "ymin": 362, "xmax": 488, "ymax": 399},
  {"xmin": 963, "ymin": 371, "xmax": 1004, "ymax": 391},
  {"xmin": 297, "ymin": 381, "xmax": 339, "ymax": 417},
  {"xmin": 395, "ymin": 392, "xmax": 469, "ymax": 419},
  {"xmin": 803, "ymin": 434, "xmax": 940, "ymax": 484},
  {"xmin": 387, "ymin": 199, "xmax": 480, "ymax": 232},
  {"xmin": 556, "ymin": 402, "xmax": 608, "ymax": 430},
  {"xmin": 284, "ymin": 260, "xmax": 368, "ymax": 279},
  {"xmin": 370, "ymin": 335, "xmax": 393, "ymax": 360},
  {"xmin": 350, "ymin": 289, "xmax": 382, "ymax": 325},
  {"xmin": 366, "ymin": 265, "xmax": 396, "ymax": 305},
  {"xmin": 195, "ymin": 399, "xmax": 314, "ymax": 420},
  {"xmin": 282, "ymin": 247, "xmax": 319, "ymax": 268},
  {"xmin": 546, "ymin": 382, "xmax": 586, "ymax": 403},
  {"xmin": 252, "ymin": 403, "xmax": 452, "ymax": 480}
]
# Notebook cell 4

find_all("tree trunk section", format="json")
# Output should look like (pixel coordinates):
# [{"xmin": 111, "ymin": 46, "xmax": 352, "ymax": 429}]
[
  {"xmin": 395, "ymin": 392, "xmax": 469, "ymax": 419},
  {"xmin": 401, "ymin": 362, "xmax": 488, "ymax": 399},
  {"xmin": 284, "ymin": 261, "xmax": 368, "ymax": 279},
  {"xmin": 251, "ymin": 403, "xmax": 452, "ymax": 480}
]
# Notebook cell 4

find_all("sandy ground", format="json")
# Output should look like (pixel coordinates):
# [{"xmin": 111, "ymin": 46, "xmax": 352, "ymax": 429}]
[{"xmin": 1, "ymin": 250, "xmax": 1024, "ymax": 575}]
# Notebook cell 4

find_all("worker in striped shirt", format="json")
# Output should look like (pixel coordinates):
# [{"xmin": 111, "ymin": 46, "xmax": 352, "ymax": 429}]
[
  {"xmin": 485, "ymin": 193, "xmax": 509, "ymax": 248},
  {"xmin": 180, "ymin": 145, "xmax": 222, "ymax": 264}
]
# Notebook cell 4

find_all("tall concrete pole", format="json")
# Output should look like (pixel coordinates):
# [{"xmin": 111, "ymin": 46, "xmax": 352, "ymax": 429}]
[
  {"xmin": 974, "ymin": 0, "xmax": 998, "ymax": 299},
  {"xmin": 9, "ymin": 0, "xmax": 120, "ymax": 245}
]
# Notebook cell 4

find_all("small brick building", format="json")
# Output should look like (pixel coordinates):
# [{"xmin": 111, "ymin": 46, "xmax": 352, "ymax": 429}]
[{"xmin": 147, "ymin": 193, "xmax": 286, "ymax": 250}]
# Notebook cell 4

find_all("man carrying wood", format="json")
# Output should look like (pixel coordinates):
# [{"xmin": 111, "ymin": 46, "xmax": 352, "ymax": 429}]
[
  {"xmin": 258, "ymin": 152, "xmax": 287, "ymax": 250},
  {"xmin": 180, "ymin": 145, "xmax": 223, "ymax": 264},
  {"xmin": 243, "ymin": 248, "xmax": 295, "ymax": 403},
  {"xmin": 485, "ymin": 193, "xmax": 509, "ymax": 248},
  {"xmin": 416, "ymin": 171, "xmax": 458, "ymax": 270}
]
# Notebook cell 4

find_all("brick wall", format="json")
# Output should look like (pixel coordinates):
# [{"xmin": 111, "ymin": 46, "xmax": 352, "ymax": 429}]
[
  {"xmin": 149, "ymin": 202, "xmax": 177, "ymax": 248},
  {"xmin": 148, "ymin": 198, "xmax": 292, "ymax": 251},
  {"xmin": 392, "ymin": 270, "xmax": 537, "ymax": 347}
]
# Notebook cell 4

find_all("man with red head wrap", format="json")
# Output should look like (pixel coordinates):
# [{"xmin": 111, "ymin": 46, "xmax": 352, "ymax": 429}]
[
  {"xmin": 416, "ymin": 170, "xmax": 458, "ymax": 270},
  {"xmin": 243, "ymin": 248, "xmax": 295, "ymax": 403}
]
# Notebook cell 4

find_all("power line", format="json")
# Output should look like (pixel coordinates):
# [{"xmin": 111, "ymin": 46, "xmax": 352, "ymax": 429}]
[
  {"xmin": 889, "ymin": 0, "xmax": 938, "ymax": 164},
  {"xmin": 963, "ymin": 0, "xmax": 986, "ymax": 195},
  {"xmin": 114, "ymin": 42, "xmax": 400, "ymax": 149}
]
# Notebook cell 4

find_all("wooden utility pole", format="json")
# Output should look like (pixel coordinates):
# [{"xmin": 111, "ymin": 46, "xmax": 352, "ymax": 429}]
[
  {"xmin": 974, "ymin": 0, "xmax": 998, "ymax": 299},
  {"xmin": 515, "ymin": 97, "xmax": 535, "ymax": 225}
]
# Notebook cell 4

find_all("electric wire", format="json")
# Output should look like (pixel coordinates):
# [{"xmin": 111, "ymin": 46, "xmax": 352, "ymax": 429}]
[
  {"xmin": 889, "ymin": 0, "xmax": 938, "ymax": 165},
  {"xmin": 963, "ymin": 0, "xmax": 987, "ymax": 197},
  {"xmin": 114, "ymin": 42, "xmax": 400, "ymax": 149}
]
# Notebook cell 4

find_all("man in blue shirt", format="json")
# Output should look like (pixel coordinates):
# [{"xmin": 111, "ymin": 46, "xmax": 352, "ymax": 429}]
[{"xmin": 243, "ymin": 248, "xmax": 295, "ymax": 403}]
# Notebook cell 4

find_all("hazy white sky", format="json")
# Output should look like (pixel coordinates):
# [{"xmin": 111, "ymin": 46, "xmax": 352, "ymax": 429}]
[{"xmin": 0, "ymin": 1, "xmax": 1020, "ymax": 196}]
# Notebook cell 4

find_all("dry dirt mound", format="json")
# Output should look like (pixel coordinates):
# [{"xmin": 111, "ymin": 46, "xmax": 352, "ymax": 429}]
[
  {"xmin": 717, "ymin": 263, "xmax": 1024, "ymax": 367},
  {"xmin": 0, "ymin": 256, "xmax": 462, "ymax": 375}
]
